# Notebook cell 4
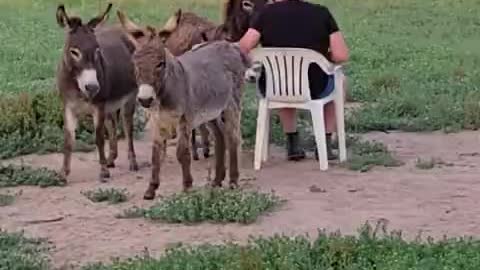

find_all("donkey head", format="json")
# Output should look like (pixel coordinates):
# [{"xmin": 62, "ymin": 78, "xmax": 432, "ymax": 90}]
[
  {"xmin": 222, "ymin": 0, "xmax": 269, "ymax": 41},
  {"xmin": 118, "ymin": 11, "xmax": 180, "ymax": 108},
  {"xmin": 56, "ymin": 3, "xmax": 112, "ymax": 99},
  {"xmin": 118, "ymin": 22, "xmax": 169, "ymax": 108}
]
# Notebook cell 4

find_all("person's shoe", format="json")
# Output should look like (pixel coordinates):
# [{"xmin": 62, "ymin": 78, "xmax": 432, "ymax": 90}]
[
  {"xmin": 314, "ymin": 133, "xmax": 337, "ymax": 161},
  {"xmin": 286, "ymin": 132, "xmax": 306, "ymax": 161}
]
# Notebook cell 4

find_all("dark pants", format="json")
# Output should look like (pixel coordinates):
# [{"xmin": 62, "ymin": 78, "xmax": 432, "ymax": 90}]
[{"xmin": 257, "ymin": 63, "xmax": 335, "ymax": 99}]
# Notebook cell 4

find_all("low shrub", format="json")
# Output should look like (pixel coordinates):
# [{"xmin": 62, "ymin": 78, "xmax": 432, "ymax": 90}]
[
  {"xmin": 82, "ymin": 221, "xmax": 480, "ymax": 270},
  {"xmin": 0, "ymin": 230, "xmax": 50, "ymax": 270},
  {"xmin": 0, "ymin": 193, "xmax": 15, "ymax": 207},
  {"xmin": 144, "ymin": 187, "xmax": 283, "ymax": 224},
  {"xmin": 81, "ymin": 188, "xmax": 129, "ymax": 204},
  {"xmin": 345, "ymin": 136, "xmax": 403, "ymax": 172},
  {"xmin": 0, "ymin": 163, "xmax": 66, "ymax": 188}
]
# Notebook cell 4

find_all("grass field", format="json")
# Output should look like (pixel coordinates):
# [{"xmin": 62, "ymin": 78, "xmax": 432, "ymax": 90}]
[
  {"xmin": 1, "ymin": 0, "xmax": 480, "ymax": 268},
  {"xmin": 1, "ymin": 0, "xmax": 480, "ymax": 132}
]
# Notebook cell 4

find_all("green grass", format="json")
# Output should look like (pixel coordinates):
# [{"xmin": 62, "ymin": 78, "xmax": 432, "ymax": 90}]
[
  {"xmin": 0, "ymin": 163, "xmax": 66, "ymax": 188},
  {"xmin": 82, "ymin": 221, "xmax": 480, "ymax": 270},
  {"xmin": 0, "ymin": 230, "xmax": 50, "ymax": 270},
  {"xmin": 0, "ymin": 193, "xmax": 15, "ymax": 207},
  {"xmin": 121, "ymin": 187, "xmax": 283, "ymax": 224},
  {"xmin": 345, "ymin": 135, "xmax": 404, "ymax": 172},
  {"xmin": 415, "ymin": 157, "xmax": 450, "ymax": 170},
  {"xmin": 115, "ymin": 206, "xmax": 147, "ymax": 219},
  {"xmin": 81, "ymin": 188, "xmax": 129, "ymax": 204},
  {"xmin": 1, "ymin": 0, "xmax": 479, "ymax": 158}
]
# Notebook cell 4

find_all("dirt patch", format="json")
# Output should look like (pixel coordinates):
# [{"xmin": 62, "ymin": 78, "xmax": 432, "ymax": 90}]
[{"xmin": 1, "ymin": 131, "xmax": 480, "ymax": 268}]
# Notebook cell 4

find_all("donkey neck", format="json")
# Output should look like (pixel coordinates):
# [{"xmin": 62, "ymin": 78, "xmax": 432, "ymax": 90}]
[{"xmin": 156, "ymin": 52, "xmax": 189, "ymax": 112}]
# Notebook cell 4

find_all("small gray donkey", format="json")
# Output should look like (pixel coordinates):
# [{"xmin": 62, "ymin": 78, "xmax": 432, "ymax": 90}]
[{"xmin": 121, "ymin": 24, "xmax": 250, "ymax": 200}]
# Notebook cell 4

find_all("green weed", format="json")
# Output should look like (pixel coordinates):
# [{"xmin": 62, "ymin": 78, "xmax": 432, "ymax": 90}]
[
  {"xmin": 115, "ymin": 206, "xmax": 147, "ymax": 219},
  {"xmin": 82, "ymin": 188, "xmax": 129, "ymax": 204},
  {"xmin": 0, "ymin": 230, "xmax": 50, "ymax": 270},
  {"xmin": 82, "ymin": 221, "xmax": 480, "ymax": 270},
  {"xmin": 144, "ymin": 187, "xmax": 283, "ymax": 224},
  {"xmin": 0, "ymin": 193, "xmax": 15, "ymax": 207},
  {"xmin": 345, "ymin": 136, "xmax": 403, "ymax": 172},
  {"xmin": 0, "ymin": 163, "xmax": 66, "ymax": 188},
  {"xmin": 415, "ymin": 157, "xmax": 450, "ymax": 170}
]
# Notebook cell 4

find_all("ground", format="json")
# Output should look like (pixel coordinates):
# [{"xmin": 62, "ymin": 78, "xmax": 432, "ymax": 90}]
[{"xmin": 2, "ymin": 130, "xmax": 480, "ymax": 268}]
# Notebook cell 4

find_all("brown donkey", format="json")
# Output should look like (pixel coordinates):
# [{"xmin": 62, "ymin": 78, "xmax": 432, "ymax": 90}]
[
  {"xmin": 119, "ymin": 22, "xmax": 251, "ymax": 200},
  {"xmin": 56, "ymin": 3, "xmax": 138, "ymax": 182}
]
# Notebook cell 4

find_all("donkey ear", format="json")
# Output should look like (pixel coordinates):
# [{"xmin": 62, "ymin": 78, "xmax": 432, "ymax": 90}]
[
  {"xmin": 161, "ymin": 8, "xmax": 182, "ymax": 33},
  {"xmin": 117, "ymin": 10, "xmax": 146, "ymax": 47},
  {"xmin": 56, "ymin": 4, "xmax": 68, "ymax": 28},
  {"xmin": 87, "ymin": 2, "xmax": 113, "ymax": 29},
  {"xmin": 56, "ymin": 4, "xmax": 83, "ymax": 30}
]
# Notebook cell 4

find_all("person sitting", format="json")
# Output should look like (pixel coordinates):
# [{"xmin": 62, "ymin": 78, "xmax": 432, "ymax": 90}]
[{"xmin": 239, "ymin": 0, "xmax": 349, "ymax": 161}]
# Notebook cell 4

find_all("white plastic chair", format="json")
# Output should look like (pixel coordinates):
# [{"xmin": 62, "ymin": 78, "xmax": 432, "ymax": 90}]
[{"xmin": 248, "ymin": 47, "xmax": 347, "ymax": 171}]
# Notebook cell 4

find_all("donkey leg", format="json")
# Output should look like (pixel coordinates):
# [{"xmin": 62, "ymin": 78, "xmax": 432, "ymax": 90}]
[
  {"xmin": 223, "ymin": 107, "xmax": 242, "ymax": 189},
  {"xmin": 177, "ymin": 120, "xmax": 194, "ymax": 191},
  {"xmin": 122, "ymin": 100, "xmax": 139, "ymax": 172},
  {"xmin": 191, "ymin": 128, "xmax": 199, "ymax": 161},
  {"xmin": 93, "ymin": 107, "xmax": 110, "ymax": 181},
  {"xmin": 61, "ymin": 104, "xmax": 77, "ymax": 179},
  {"xmin": 105, "ymin": 112, "xmax": 118, "ymax": 168},
  {"xmin": 208, "ymin": 119, "xmax": 226, "ymax": 187},
  {"xmin": 144, "ymin": 138, "xmax": 167, "ymax": 200},
  {"xmin": 199, "ymin": 124, "xmax": 210, "ymax": 159}
]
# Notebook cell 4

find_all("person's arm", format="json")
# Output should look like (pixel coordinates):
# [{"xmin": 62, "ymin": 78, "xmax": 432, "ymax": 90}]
[
  {"xmin": 329, "ymin": 32, "xmax": 349, "ymax": 63},
  {"xmin": 238, "ymin": 7, "xmax": 265, "ymax": 54},
  {"xmin": 324, "ymin": 8, "xmax": 349, "ymax": 64},
  {"xmin": 239, "ymin": 28, "xmax": 261, "ymax": 54}
]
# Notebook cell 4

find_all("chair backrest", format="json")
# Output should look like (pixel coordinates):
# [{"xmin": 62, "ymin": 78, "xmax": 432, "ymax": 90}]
[{"xmin": 250, "ymin": 47, "xmax": 335, "ymax": 103}]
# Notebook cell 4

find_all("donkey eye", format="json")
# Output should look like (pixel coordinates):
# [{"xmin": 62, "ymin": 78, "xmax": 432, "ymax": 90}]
[{"xmin": 69, "ymin": 48, "xmax": 81, "ymax": 61}]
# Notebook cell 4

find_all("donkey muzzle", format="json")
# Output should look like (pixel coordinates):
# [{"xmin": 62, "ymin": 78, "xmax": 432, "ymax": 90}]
[
  {"xmin": 137, "ymin": 84, "xmax": 156, "ymax": 108},
  {"xmin": 85, "ymin": 84, "xmax": 100, "ymax": 97},
  {"xmin": 138, "ymin": 97, "xmax": 154, "ymax": 108}
]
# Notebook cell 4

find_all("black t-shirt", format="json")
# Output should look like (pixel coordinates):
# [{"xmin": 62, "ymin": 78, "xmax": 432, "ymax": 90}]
[{"xmin": 250, "ymin": 0, "xmax": 340, "ymax": 98}]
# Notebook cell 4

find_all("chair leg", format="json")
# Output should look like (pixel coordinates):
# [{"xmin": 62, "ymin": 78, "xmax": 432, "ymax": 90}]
[
  {"xmin": 254, "ymin": 99, "xmax": 268, "ymax": 170},
  {"xmin": 262, "ymin": 109, "xmax": 270, "ymax": 162},
  {"xmin": 334, "ymin": 75, "xmax": 347, "ymax": 162},
  {"xmin": 311, "ymin": 106, "xmax": 328, "ymax": 171},
  {"xmin": 335, "ymin": 99, "xmax": 347, "ymax": 162}
]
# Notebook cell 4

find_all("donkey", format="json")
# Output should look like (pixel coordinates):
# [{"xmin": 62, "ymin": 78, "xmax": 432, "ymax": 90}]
[
  {"xmin": 119, "ymin": 23, "xmax": 251, "ymax": 200},
  {"xmin": 55, "ymin": 3, "xmax": 138, "ymax": 182},
  {"xmin": 118, "ymin": 0, "xmax": 268, "ymax": 161}
]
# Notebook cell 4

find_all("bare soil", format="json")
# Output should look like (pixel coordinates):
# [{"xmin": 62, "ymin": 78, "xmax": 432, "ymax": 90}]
[{"xmin": 1, "ymin": 130, "xmax": 480, "ymax": 269}]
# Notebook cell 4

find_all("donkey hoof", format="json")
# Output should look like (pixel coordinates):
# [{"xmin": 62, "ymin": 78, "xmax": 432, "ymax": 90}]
[
  {"xmin": 229, "ymin": 182, "xmax": 239, "ymax": 189},
  {"xmin": 182, "ymin": 183, "xmax": 193, "ymax": 192},
  {"xmin": 129, "ymin": 162, "xmax": 139, "ymax": 172},
  {"xmin": 203, "ymin": 150, "xmax": 210, "ymax": 159},
  {"xmin": 106, "ymin": 160, "xmax": 115, "ymax": 168},
  {"xmin": 210, "ymin": 181, "xmax": 222, "ymax": 188},
  {"xmin": 143, "ymin": 190, "xmax": 156, "ymax": 200},
  {"xmin": 99, "ymin": 169, "xmax": 110, "ymax": 182},
  {"xmin": 192, "ymin": 153, "xmax": 199, "ymax": 161},
  {"xmin": 60, "ymin": 168, "xmax": 70, "ymax": 179}
]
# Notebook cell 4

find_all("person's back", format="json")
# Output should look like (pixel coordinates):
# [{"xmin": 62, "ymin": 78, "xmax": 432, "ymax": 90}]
[{"xmin": 251, "ymin": 0, "xmax": 338, "ymax": 60}]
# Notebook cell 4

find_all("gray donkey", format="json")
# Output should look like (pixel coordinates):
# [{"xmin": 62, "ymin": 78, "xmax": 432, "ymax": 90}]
[
  {"xmin": 120, "ymin": 24, "xmax": 250, "ymax": 200},
  {"xmin": 56, "ymin": 3, "xmax": 138, "ymax": 182}
]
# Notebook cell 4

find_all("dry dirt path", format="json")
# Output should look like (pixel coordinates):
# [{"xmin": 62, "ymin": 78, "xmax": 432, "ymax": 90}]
[{"xmin": 1, "ymin": 131, "xmax": 480, "ymax": 268}]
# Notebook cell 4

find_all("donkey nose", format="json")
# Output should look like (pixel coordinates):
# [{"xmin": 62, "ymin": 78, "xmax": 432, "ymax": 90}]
[
  {"xmin": 85, "ymin": 84, "xmax": 99, "ymax": 95},
  {"xmin": 138, "ymin": 97, "xmax": 154, "ymax": 108}
]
